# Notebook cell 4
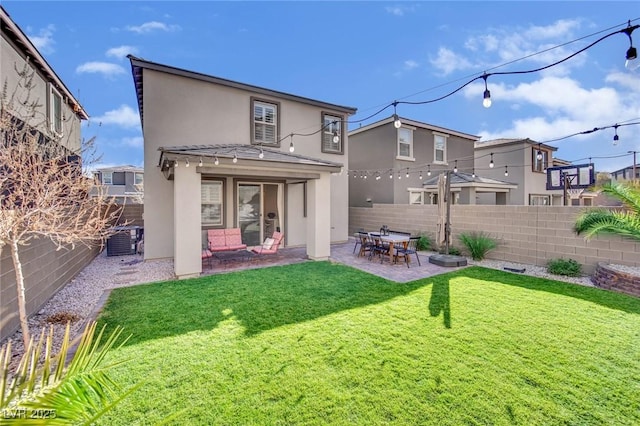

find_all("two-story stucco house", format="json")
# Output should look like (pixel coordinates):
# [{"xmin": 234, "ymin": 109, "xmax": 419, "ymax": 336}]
[
  {"xmin": 128, "ymin": 56, "xmax": 357, "ymax": 278},
  {"xmin": 474, "ymin": 138, "xmax": 566, "ymax": 205},
  {"xmin": 348, "ymin": 116, "xmax": 515, "ymax": 206},
  {"xmin": 92, "ymin": 165, "xmax": 144, "ymax": 204}
]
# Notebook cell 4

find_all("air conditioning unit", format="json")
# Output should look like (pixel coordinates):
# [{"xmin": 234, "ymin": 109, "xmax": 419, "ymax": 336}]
[{"xmin": 106, "ymin": 226, "xmax": 143, "ymax": 256}]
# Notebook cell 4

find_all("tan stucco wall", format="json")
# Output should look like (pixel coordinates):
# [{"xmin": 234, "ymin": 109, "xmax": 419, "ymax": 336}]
[
  {"xmin": 350, "ymin": 204, "xmax": 640, "ymax": 274},
  {"xmin": 141, "ymin": 69, "xmax": 349, "ymax": 259}
]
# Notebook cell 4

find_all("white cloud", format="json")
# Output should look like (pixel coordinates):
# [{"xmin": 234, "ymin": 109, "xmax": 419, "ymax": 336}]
[
  {"xmin": 76, "ymin": 61, "xmax": 126, "ymax": 77},
  {"xmin": 429, "ymin": 47, "xmax": 473, "ymax": 75},
  {"xmin": 92, "ymin": 105, "xmax": 140, "ymax": 129},
  {"xmin": 122, "ymin": 136, "xmax": 144, "ymax": 148},
  {"xmin": 524, "ymin": 19, "xmax": 581, "ymax": 40},
  {"xmin": 27, "ymin": 24, "xmax": 56, "ymax": 54},
  {"xmin": 385, "ymin": 5, "xmax": 415, "ymax": 16},
  {"xmin": 126, "ymin": 21, "xmax": 181, "ymax": 34},
  {"xmin": 404, "ymin": 60, "xmax": 419, "ymax": 70},
  {"xmin": 106, "ymin": 45, "xmax": 139, "ymax": 60}
]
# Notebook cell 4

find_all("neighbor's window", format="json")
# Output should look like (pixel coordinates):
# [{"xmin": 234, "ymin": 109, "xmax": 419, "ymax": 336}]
[
  {"xmin": 252, "ymin": 99, "xmax": 278, "ymax": 145},
  {"xmin": 532, "ymin": 147, "xmax": 550, "ymax": 173},
  {"xmin": 529, "ymin": 194, "xmax": 550, "ymax": 206},
  {"xmin": 102, "ymin": 172, "xmax": 113, "ymax": 185},
  {"xmin": 397, "ymin": 127, "xmax": 413, "ymax": 160},
  {"xmin": 201, "ymin": 181, "xmax": 223, "ymax": 226},
  {"xmin": 434, "ymin": 133, "xmax": 447, "ymax": 163},
  {"xmin": 321, "ymin": 113, "xmax": 343, "ymax": 154},
  {"xmin": 134, "ymin": 173, "xmax": 144, "ymax": 185},
  {"xmin": 409, "ymin": 191, "xmax": 424, "ymax": 205},
  {"xmin": 49, "ymin": 83, "xmax": 63, "ymax": 136}
]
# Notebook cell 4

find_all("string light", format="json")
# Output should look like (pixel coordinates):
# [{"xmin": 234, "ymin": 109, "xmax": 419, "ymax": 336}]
[
  {"xmin": 536, "ymin": 143, "xmax": 543, "ymax": 161},
  {"xmin": 185, "ymin": 158, "xmax": 190, "ymax": 167},
  {"xmin": 174, "ymin": 160, "xmax": 178, "ymax": 168},
  {"xmin": 332, "ymin": 130, "xmax": 340, "ymax": 144},
  {"xmin": 482, "ymin": 73, "xmax": 491, "ymax": 108},
  {"xmin": 398, "ymin": 172, "xmax": 402, "ymax": 180},
  {"xmin": 259, "ymin": 145, "xmax": 264, "ymax": 159},
  {"xmin": 289, "ymin": 135, "xmax": 295, "ymax": 153},
  {"xmin": 588, "ymin": 157, "xmax": 593, "ymax": 170},
  {"xmin": 427, "ymin": 165, "xmax": 431, "ymax": 176},
  {"xmin": 198, "ymin": 157, "xmax": 203, "ymax": 167},
  {"xmin": 389, "ymin": 171, "xmax": 393, "ymax": 179},
  {"xmin": 232, "ymin": 151, "xmax": 238, "ymax": 163},
  {"xmin": 613, "ymin": 124, "xmax": 620, "ymax": 145},
  {"xmin": 405, "ymin": 168, "xmax": 410, "ymax": 178},
  {"xmin": 453, "ymin": 160, "xmax": 458, "ymax": 173},
  {"xmin": 472, "ymin": 169, "xmax": 476, "ymax": 178},
  {"xmin": 623, "ymin": 21, "xmax": 639, "ymax": 70},
  {"xmin": 214, "ymin": 156, "xmax": 219, "ymax": 165},
  {"xmin": 419, "ymin": 171, "xmax": 423, "ymax": 180},
  {"xmin": 392, "ymin": 101, "xmax": 402, "ymax": 128},
  {"xmin": 489, "ymin": 153, "xmax": 495, "ymax": 168},
  {"xmin": 504, "ymin": 166, "xmax": 509, "ymax": 177}
]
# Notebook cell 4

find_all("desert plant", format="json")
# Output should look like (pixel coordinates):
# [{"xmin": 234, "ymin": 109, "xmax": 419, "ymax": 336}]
[
  {"xmin": 458, "ymin": 232, "xmax": 497, "ymax": 261},
  {"xmin": 439, "ymin": 246, "xmax": 461, "ymax": 256},
  {"xmin": 574, "ymin": 182, "xmax": 640, "ymax": 242},
  {"xmin": 0, "ymin": 321, "xmax": 136, "ymax": 424},
  {"xmin": 547, "ymin": 258, "xmax": 582, "ymax": 277},
  {"xmin": 416, "ymin": 234, "xmax": 432, "ymax": 251}
]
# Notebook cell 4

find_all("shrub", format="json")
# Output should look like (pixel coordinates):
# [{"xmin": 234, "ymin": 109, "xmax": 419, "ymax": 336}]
[
  {"xmin": 458, "ymin": 232, "xmax": 497, "ymax": 261},
  {"xmin": 416, "ymin": 234, "xmax": 432, "ymax": 251},
  {"xmin": 547, "ymin": 258, "xmax": 582, "ymax": 277}
]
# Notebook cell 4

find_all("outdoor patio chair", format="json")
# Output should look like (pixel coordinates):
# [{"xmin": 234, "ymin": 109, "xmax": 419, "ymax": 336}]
[
  {"xmin": 357, "ymin": 231, "xmax": 375, "ymax": 257},
  {"xmin": 353, "ymin": 228, "xmax": 365, "ymax": 254},
  {"xmin": 249, "ymin": 231, "xmax": 284, "ymax": 255},
  {"xmin": 394, "ymin": 236, "xmax": 421, "ymax": 267},
  {"xmin": 368, "ymin": 232, "xmax": 390, "ymax": 262}
]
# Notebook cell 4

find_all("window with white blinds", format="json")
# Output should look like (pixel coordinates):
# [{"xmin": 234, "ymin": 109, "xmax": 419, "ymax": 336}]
[
  {"xmin": 322, "ymin": 113, "xmax": 343, "ymax": 154},
  {"xmin": 252, "ymin": 100, "xmax": 278, "ymax": 145},
  {"xmin": 397, "ymin": 128, "xmax": 413, "ymax": 159},
  {"xmin": 434, "ymin": 133, "xmax": 447, "ymax": 163},
  {"xmin": 201, "ymin": 181, "xmax": 223, "ymax": 225}
]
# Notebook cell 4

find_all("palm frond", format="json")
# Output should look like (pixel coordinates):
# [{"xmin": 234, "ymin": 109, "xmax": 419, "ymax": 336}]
[
  {"xmin": 575, "ymin": 209, "xmax": 640, "ymax": 241},
  {"xmin": 599, "ymin": 182, "xmax": 640, "ymax": 214},
  {"xmin": 1, "ymin": 321, "xmax": 134, "ymax": 424}
]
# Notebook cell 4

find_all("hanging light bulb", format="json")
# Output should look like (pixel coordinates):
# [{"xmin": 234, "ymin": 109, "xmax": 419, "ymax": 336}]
[
  {"xmin": 536, "ymin": 143, "xmax": 543, "ymax": 161},
  {"xmin": 613, "ymin": 124, "xmax": 619, "ymax": 145},
  {"xmin": 364, "ymin": 173, "xmax": 367, "ymax": 179},
  {"xmin": 214, "ymin": 156, "xmax": 219, "ymax": 166},
  {"xmin": 174, "ymin": 160, "xmax": 178, "ymax": 168},
  {"xmin": 332, "ymin": 130, "xmax": 340, "ymax": 144},
  {"xmin": 398, "ymin": 172, "xmax": 402, "ymax": 180},
  {"xmin": 504, "ymin": 166, "xmax": 509, "ymax": 177},
  {"xmin": 185, "ymin": 158, "xmax": 190, "ymax": 167},
  {"xmin": 419, "ymin": 171, "xmax": 423, "ymax": 180},
  {"xmin": 489, "ymin": 153, "xmax": 494, "ymax": 168},
  {"xmin": 233, "ymin": 152, "xmax": 238, "ymax": 163},
  {"xmin": 405, "ymin": 169, "xmax": 410, "ymax": 178},
  {"xmin": 389, "ymin": 171, "xmax": 393, "ymax": 179},
  {"xmin": 392, "ymin": 101, "xmax": 402, "ymax": 128},
  {"xmin": 472, "ymin": 169, "xmax": 476, "ymax": 178},
  {"xmin": 589, "ymin": 157, "xmax": 593, "ymax": 170},
  {"xmin": 427, "ymin": 165, "xmax": 431, "ymax": 177},
  {"xmin": 482, "ymin": 73, "xmax": 492, "ymax": 108},
  {"xmin": 289, "ymin": 139, "xmax": 295, "ymax": 153},
  {"xmin": 376, "ymin": 173, "xmax": 381, "ymax": 180},
  {"xmin": 453, "ymin": 160, "xmax": 458, "ymax": 173},
  {"xmin": 198, "ymin": 157, "xmax": 203, "ymax": 167},
  {"xmin": 623, "ymin": 22, "xmax": 640, "ymax": 70},
  {"xmin": 259, "ymin": 147, "xmax": 264, "ymax": 159}
]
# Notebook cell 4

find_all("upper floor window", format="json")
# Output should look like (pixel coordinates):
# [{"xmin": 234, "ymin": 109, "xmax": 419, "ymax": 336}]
[
  {"xmin": 102, "ymin": 172, "xmax": 113, "ymax": 185},
  {"xmin": 532, "ymin": 147, "xmax": 550, "ymax": 173},
  {"xmin": 48, "ymin": 83, "xmax": 63, "ymax": 136},
  {"xmin": 397, "ymin": 127, "xmax": 414, "ymax": 160},
  {"xmin": 251, "ymin": 98, "xmax": 278, "ymax": 146},
  {"xmin": 321, "ymin": 113, "xmax": 343, "ymax": 154},
  {"xmin": 433, "ymin": 133, "xmax": 447, "ymax": 163},
  {"xmin": 134, "ymin": 173, "xmax": 144, "ymax": 185}
]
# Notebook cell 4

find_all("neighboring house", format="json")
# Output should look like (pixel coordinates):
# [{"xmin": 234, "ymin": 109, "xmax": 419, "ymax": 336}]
[
  {"xmin": 128, "ymin": 55, "xmax": 357, "ymax": 278},
  {"xmin": 1, "ymin": 6, "xmax": 87, "ymax": 153},
  {"xmin": 92, "ymin": 165, "xmax": 143, "ymax": 204},
  {"xmin": 348, "ymin": 116, "xmax": 482, "ymax": 207},
  {"xmin": 474, "ymin": 138, "xmax": 566, "ymax": 205},
  {"xmin": 420, "ymin": 172, "xmax": 517, "ymax": 205},
  {"xmin": 1, "ymin": 6, "xmax": 90, "ymax": 341},
  {"xmin": 610, "ymin": 163, "xmax": 640, "ymax": 183}
]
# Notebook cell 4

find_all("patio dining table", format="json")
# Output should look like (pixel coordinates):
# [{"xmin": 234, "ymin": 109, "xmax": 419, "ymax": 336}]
[{"xmin": 369, "ymin": 233, "xmax": 411, "ymax": 264}]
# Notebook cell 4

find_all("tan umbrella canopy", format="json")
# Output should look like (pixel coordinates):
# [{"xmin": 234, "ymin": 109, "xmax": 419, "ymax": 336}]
[{"xmin": 436, "ymin": 173, "xmax": 447, "ymax": 247}]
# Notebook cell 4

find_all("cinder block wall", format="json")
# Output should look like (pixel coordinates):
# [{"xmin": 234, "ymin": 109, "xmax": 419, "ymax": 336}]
[
  {"xmin": 350, "ymin": 205, "xmax": 640, "ymax": 274},
  {"xmin": 0, "ymin": 204, "xmax": 144, "ymax": 342}
]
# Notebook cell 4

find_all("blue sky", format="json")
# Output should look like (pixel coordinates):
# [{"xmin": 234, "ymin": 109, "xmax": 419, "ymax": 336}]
[{"xmin": 4, "ymin": 1, "xmax": 640, "ymax": 173}]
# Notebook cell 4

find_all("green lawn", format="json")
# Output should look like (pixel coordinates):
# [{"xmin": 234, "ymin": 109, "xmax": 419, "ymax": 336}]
[{"xmin": 98, "ymin": 262, "xmax": 640, "ymax": 425}]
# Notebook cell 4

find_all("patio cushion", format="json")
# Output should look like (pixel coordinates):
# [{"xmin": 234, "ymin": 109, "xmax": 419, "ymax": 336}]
[{"xmin": 262, "ymin": 237, "xmax": 275, "ymax": 250}]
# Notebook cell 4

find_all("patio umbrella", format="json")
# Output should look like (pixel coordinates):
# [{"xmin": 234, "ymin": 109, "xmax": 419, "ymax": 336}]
[{"xmin": 436, "ymin": 173, "xmax": 447, "ymax": 247}]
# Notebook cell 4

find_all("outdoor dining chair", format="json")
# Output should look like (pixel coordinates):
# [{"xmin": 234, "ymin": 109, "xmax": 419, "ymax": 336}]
[{"xmin": 394, "ymin": 236, "xmax": 421, "ymax": 267}]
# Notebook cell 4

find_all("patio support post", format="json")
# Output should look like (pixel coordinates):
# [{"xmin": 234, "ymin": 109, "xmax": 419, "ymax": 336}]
[
  {"xmin": 173, "ymin": 163, "xmax": 202, "ymax": 279},
  {"xmin": 306, "ymin": 173, "xmax": 331, "ymax": 260}
]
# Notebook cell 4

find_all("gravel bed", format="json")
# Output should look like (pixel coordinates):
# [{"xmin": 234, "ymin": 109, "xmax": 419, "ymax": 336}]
[
  {"xmin": 3, "ymin": 250, "xmax": 174, "ymax": 372},
  {"xmin": 467, "ymin": 258, "xmax": 595, "ymax": 286},
  {"xmin": 604, "ymin": 263, "xmax": 640, "ymax": 276}
]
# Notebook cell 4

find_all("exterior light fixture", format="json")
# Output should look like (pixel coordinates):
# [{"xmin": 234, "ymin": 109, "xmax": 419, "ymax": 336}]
[
  {"xmin": 405, "ymin": 169, "xmax": 410, "ymax": 178},
  {"xmin": 504, "ymin": 166, "xmax": 509, "ymax": 177},
  {"xmin": 214, "ymin": 156, "xmax": 219, "ymax": 166},
  {"xmin": 489, "ymin": 153, "xmax": 495, "ymax": 168},
  {"xmin": 482, "ymin": 73, "xmax": 492, "ymax": 108},
  {"xmin": 332, "ymin": 130, "xmax": 340, "ymax": 144},
  {"xmin": 185, "ymin": 158, "xmax": 190, "ymax": 167},
  {"xmin": 623, "ymin": 22, "xmax": 640, "ymax": 70},
  {"xmin": 427, "ymin": 165, "xmax": 431, "ymax": 177},
  {"xmin": 613, "ymin": 124, "xmax": 619, "ymax": 145},
  {"xmin": 198, "ymin": 158, "xmax": 203, "ymax": 167},
  {"xmin": 392, "ymin": 101, "xmax": 402, "ymax": 128},
  {"xmin": 453, "ymin": 160, "xmax": 458, "ymax": 173}
]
